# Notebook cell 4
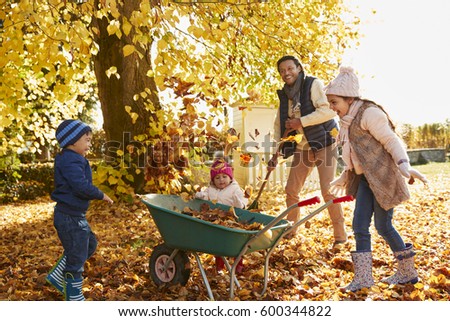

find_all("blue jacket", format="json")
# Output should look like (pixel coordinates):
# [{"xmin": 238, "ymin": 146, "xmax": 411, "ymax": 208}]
[{"xmin": 51, "ymin": 149, "xmax": 104, "ymax": 217}]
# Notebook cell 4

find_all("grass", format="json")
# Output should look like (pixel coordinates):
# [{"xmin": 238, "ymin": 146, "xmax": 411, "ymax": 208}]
[{"xmin": 413, "ymin": 161, "xmax": 449, "ymax": 177}]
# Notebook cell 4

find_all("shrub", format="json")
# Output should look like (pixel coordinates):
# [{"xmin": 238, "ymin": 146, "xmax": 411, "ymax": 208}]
[{"xmin": 0, "ymin": 163, "xmax": 54, "ymax": 204}]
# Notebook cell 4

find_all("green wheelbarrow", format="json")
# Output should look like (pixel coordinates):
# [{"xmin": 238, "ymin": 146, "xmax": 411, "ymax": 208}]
[{"xmin": 141, "ymin": 193, "xmax": 354, "ymax": 300}]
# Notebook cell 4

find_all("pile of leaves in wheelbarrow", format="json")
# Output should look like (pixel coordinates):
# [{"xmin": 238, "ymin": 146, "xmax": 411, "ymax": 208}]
[{"xmin": 181, "ymin": 203, "xmax": 264, "ymax": 231}]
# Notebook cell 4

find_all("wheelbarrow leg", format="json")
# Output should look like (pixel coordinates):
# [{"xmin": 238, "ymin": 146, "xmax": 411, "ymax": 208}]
[
  {"xmin": 193, "ymin": 253, "xmax": 215, "ymax": 301},
  {"xmin": 162, "ymin": 248, "xmax": 179, "ymax": 271},
  {"xmin": 261, "ymin": 249, "xmax": 271, "ymax": 296},
  {"xmin": 221, "ymin": 257, "xmax": 241, "ymax": 289},
  {"xmin": 258, "ymin": 195, "xmax": 355, "ymax": 297},
  {"xmin": 260, "ymin": 236, "xmax": 285, "ymax": 296},
  {"xmin": 258, "ymin": 212, "xmax": 325, "ymax": 296},
  {"xmin": 229, "ymin": 253, "xmax": 247, "ymax": 299},
  {"xmin": 229, "ymin": 260, "xmax": 238, "ymax": 299}
]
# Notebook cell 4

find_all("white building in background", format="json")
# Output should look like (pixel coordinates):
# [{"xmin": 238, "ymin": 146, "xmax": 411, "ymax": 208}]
[{"xmin": 230, "ymin": 102, "xmax": 319, "ymax": 192}]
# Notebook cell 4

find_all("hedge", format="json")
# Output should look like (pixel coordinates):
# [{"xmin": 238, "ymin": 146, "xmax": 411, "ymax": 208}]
[{"xmin": 1, "ymin": 163, "xmax": 54, "ymax": 204}]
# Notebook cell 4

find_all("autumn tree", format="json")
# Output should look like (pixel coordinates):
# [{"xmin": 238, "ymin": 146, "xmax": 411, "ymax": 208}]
[
  {"xmin": 0, "ymin": 0, "xmax": 359, "ymax": 197},
  {"xmin": 400, "ymin": 120, "xmax": 450, "ymax": 150}
]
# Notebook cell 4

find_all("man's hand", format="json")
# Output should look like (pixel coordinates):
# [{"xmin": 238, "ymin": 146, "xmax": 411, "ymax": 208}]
[{"xmin": 285, "ymin": 118, "xmax": 302, "ymax": 130}]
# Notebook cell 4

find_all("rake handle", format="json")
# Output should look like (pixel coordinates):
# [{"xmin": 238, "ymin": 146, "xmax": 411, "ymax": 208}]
[
  {"xmin": 247, "ymin": 170, "xmax": 272, "ymax": 208},
  {"xmin": 247, "ymin": 130, "xmax": 291, "ymax": 209}
]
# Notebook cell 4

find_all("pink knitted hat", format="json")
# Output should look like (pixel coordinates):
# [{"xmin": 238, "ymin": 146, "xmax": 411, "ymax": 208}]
[
  {"xmin": 210, "ymin": 159, "xmax": 233, "ymax": 180},
  {"xmin": 324, "ymin": 66, "xmax": 360, "ymax": 98}
]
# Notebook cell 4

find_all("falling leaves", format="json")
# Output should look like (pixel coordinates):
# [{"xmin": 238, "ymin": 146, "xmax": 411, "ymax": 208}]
[
  {"xmin": 226, "ymin": 133, "xmax": 240, "ymax": 145},
  {"xmin": 330, "ymin": 128, "xmax": 339, "ymax": 138},
  {"xmin": 248, "ymin": 128, "xmax": 260, "ymax": 141},
  {"xmin": 223, "ymin": 128, "xmax": 241, "ymax": 157},
  {"xmin": 281, "ymin": 134, "xmax": 303, "ymax": 144},
  {"xmin": 105, "ymin": 66, "xmax": 119, "ymax": 79},
  {"xmin": 239, "ymin": 153, "xmax": 253, "ymax": 167},
  {"xmin": 1, "ymin": 163, "xmax": 449, "ymax": 301}
]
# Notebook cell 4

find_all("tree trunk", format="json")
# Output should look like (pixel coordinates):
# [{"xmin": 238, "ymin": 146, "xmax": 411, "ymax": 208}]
[{"xmin": 91, "ymin": 1, "xmax": 161, "ymax": 191}]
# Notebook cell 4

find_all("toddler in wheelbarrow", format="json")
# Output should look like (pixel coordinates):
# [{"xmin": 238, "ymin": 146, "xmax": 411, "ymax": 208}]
[{"xmin": 194, "ymin": 158, "xmax": 248, "ymax": 274}]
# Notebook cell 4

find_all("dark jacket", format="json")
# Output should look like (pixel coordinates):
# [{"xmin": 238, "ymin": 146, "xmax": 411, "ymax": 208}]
[
  {"xmin": 277, "ymin": 75, "xmax": 338, "ymax": 157},
  {"xmin": 51, "ymin": 149, "xmax": 103, "ymax": 216}
]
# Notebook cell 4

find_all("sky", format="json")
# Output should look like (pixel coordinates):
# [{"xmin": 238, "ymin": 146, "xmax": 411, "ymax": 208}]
[{"xmin": 342, "ymin": 0, "xmax": 450, "ymax": 125}]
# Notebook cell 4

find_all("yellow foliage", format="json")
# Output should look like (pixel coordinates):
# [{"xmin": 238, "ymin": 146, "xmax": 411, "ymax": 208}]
[
  {"xmin": 123, "ymin": 45, "xmax": 135, "ymax": 57},
  {"xmin": 122, "ymin": 20, "xmax": 133, "ymax": 36},
  {"xmin": 330, "ymin": 128, "xmax": 339, "ymax": 138},
  {"xmin": 281, "ymin": 134, "xmax": 303, "ymax": 144},
  {"xmin": 1, "ymin": 0, "xmax": 360, "ymax": 200},
  {"xmin": 108, "ymin": 176, "xmax": 119, "ymax": 185},
  {"xmin": 105, "ymin": 66, "xmax": 118, "ymax": 78},
  {"xmin": 157, "ymin": 39, "xmax": 168, "ymax": 50},
  {"xmin": 107, "ymin": 20, "xmax": 120, "ymax": 36}
]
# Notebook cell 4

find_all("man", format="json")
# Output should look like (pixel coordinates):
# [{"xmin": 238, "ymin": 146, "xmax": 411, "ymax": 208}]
[{"xmin": 269, "ymin": 56, "xmax": 347, "ymax": 249}]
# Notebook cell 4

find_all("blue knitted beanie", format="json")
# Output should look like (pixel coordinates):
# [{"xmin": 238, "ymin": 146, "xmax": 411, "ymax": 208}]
[{"xmin": 56, "ymin": 119, "xmax": 92, "ymax": 148}]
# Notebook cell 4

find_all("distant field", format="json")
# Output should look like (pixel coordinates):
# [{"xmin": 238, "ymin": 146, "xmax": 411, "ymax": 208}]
[{"xmin": 413, "ymin": 161, "xmax": 449, "ymax": 177}]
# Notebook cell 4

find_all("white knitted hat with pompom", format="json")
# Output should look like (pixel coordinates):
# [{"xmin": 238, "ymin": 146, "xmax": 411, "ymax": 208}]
[{"xmin": 324, "ymin": 66, "xmax": 360, "ymax": 98}]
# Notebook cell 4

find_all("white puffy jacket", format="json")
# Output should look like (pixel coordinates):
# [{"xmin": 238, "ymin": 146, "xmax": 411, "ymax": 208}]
[{"xmin": 195, "ymin": 180, "xmax": 248, "ymax": 209}]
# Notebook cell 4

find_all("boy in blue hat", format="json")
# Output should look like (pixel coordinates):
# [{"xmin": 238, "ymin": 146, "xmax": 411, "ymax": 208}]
[{"xmin": 46, "ymin": 119, "xmax": 113, "ymax": 300}]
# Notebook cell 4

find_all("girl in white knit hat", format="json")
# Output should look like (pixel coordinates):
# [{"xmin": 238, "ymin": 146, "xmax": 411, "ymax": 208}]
[{"xmin": 324, "ymin": 66, "xmax": 428, "ymax": 292}]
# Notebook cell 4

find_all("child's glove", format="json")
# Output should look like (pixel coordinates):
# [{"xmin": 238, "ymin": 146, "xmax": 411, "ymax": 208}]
[
  {"xmin": 244, "ymin": 185, "xmax": 253, "ymax": 198},
  {"xmin": 103, "ymin": 193, "xmax": 114, "ymax": 204},
  {"xmin": 232, "ymin": 192, "xmax": 247, "ymax": 210},
  {"xmin": 330, "ymin": 171, "xmax": 347, "ymax": 196},
  {"xmin": 195, "ymin": 190, "xmax": 207, "ymax": 199},
  {"xmin": 398, "ymin": 162, "xmax": 428, "ymax": 184}
]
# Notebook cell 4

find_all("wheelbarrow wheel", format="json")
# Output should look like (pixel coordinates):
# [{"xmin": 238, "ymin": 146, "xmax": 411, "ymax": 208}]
[{"xmin": 150, "ymin": 243, "xmax": 191, "ymax": 286}]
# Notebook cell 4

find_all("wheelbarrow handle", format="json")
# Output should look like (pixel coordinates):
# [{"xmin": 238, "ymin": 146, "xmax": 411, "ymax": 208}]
[
  {"xmin": 297, "ymin": 196, "xmax": 321, "ymax": 207},
  {"xmin": 332, "ymin": 195, "xmax": 355, "ymax": 203},
  {"xmin": 249, "ymin": 195, "xmax": 321, "ymax": 240},
  {"xmin": 296, "ymin": 195, "xmax": 352, "ymax": 208},
  {"xmin": 289, "ymin": 195, "xmax": 355, "ymax": 229}
]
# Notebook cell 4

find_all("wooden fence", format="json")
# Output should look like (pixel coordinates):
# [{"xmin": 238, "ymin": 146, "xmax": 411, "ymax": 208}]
[{"xmin": 232, "ymin": 151, "xmax": 320, "ymax": 193}]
